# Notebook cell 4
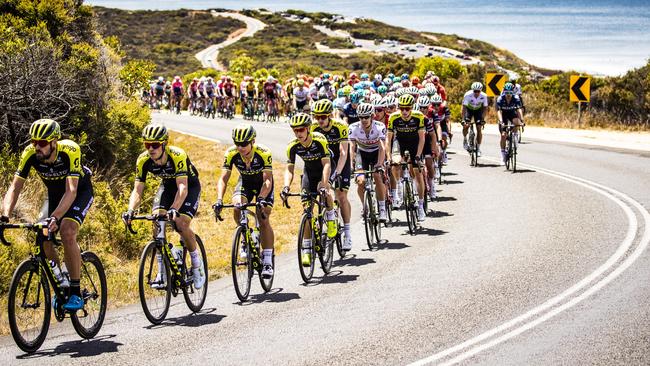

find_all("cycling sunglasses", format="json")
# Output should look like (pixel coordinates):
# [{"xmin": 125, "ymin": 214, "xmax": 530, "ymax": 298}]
[
  {"xmin": 399, "ymin": 107, "xmax": 412, "ymax": 111},
  {"xmin": 292, "ymin": 127, "xmax": 308, "ymax": 133},
  {"xmin": 313, "ymin": 114, "xmax": 329, "ymax": 121},
  {"xmin": 31, "ymin": 140, "xmax": 50, "ymax": 148},
  {"xmin": 144, "ymin": 141, "xmax": 162, "ymax": 149},
  {"xmin": 375, "ymin": 108, "xmax": 385, "ymax": 113},
  {"xmin": 234, "ymin": 141, "xmax": 251, "ymax": 147},
  {"xmin": 359, "ymin": 115, "xmax": 372, "ymax": 120}
]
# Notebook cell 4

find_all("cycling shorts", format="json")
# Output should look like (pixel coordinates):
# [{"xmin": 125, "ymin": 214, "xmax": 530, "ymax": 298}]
[
  {"xmin": 358, "ymin": 149, "xmax": 379, "ymax": 171},
  {"xmin": 423, "ymin": 135, "xmax": 433, "ymax": 158},
  {"xmin": 464, "ymin": 109, "xmax": 483, "ymax": 124},
  {"xmin": 331, "ymin": 156, "xmax": 351, "ymax": 191},
  {"xmin": 152, "ymin": 181, "xmax": 201, "ymax": 219},
  {"xmin": 498, "ymin": 116, "xmax": 522, "ymax": 133},
  {"xmin": 397, "ymin": 139, "xmax": 421, "ymax": 160},
  {"xmin": 265, "ymin": 92, "xmax": 276, "ymax": 100},
  {"xmin": 246, "ymin": 91, "xmax": 255, "ymax": 99},
  {"xmin": 233, "ymin": 178, "xmax": 274, "ymax": 207},
  {"xmin": 46, "ymin": 180, "xmax": 94, "ymax": 226},
  {"xmin": 296, "ymin": 99, "xmax": 308, "ymax": 111}
]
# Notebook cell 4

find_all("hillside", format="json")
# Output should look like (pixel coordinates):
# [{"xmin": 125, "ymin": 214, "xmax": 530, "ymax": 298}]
[{"xmin": 93, "ymin": 7, "xmax": 245, "ymax": 76}]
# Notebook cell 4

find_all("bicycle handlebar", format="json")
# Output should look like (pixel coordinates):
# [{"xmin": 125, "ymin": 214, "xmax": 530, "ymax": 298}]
[
  {"xmin": 123, "ymin": 214, "xmax": 170, "ymax": 235},
  {"xmin": 0, "ymin": 221, "xmax": 56, "ymax": 246},
  {"xmin": 281, "ymin": 188, "xmax": 326, "ymax": 209},
  {"xmin": 214, "ymin": 202, "xmax": 268, "ymax": 221}
]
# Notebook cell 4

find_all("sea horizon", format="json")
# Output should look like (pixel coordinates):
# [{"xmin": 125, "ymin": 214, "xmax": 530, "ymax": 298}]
[{"xmin": 86, "ymin": 0, "xmax": 650, "ymax": 76}]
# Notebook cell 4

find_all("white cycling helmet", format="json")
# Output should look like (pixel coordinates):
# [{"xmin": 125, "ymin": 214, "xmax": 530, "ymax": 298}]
[
  {"xmin": 416, "ymin": 96, "xmax": 430, "ymax": 109},
  {"xmin": 356, "ymin": 103, "xmax": 374, "ymax": 117},
  {"xmin": 471, "ymin": 82, "xmax": 483, "ymax": 91}
]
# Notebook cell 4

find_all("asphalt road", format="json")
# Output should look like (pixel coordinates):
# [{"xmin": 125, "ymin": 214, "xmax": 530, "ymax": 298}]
[{"xmin": 1, "ymin": 112, "xmax": 649, "ymax": 365}]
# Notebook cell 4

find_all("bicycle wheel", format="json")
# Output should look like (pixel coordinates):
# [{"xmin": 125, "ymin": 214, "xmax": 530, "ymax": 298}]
[
  {"xmin": 259, "ymin": 252, "xmax": 274, "ymax": 293},
  {"xmin": 363, "ymin": 190, "xmax": 376, "ymax": 249},
  {"xmin": 138, "ymin": 241, "xmax": 171, "ymax": 324},
  {"xmin": 297, "ymin": 214, "xmax": 315, "ymax": 283},
  {"xmin": 8, "ymin": 259, "xmax": 51, "ymax": 353},
  {"xmin": 505, "ymin": 138, "xmax": 512, "ymax": 171},
  {"xmin": 183, "ymin": 235, "xmax": 208, "ymax": 312},
  {"xmin": 438, "ymin": 159, "xmax": 443, "ymax": 185},
  {"xmin": 512, "ymin": 137, "xmax": 518, "ymax": 173},
  {"xmin": 231, "ymin": 226, "xmax": 253, "ymax": 301},
  {"xmin": 423, "ymin": 180, "xmax": 429, "ymax": 214},
  {"xmin": 335, "ymin": 217, "xmax": 345, "ymax": 259},
  {"xmin": 404, "ymin": 181, "xmax": 417, "ymax": 235},
  {"xmin": 318, "ymin": 220, "xmax": 334, "ymax": 274},
  {"xmin": 71, "ymin": 251, "xmax": 107, "ymax": 339},
  {"xmin": 372, "ymin": 192, "xmax": 382, "ymax": 245}
]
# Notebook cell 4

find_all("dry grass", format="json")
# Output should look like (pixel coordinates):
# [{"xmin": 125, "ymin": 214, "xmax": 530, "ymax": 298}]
[{"xmin": 0, "ymin": 131, "xmax": 304, "ymax": 335}]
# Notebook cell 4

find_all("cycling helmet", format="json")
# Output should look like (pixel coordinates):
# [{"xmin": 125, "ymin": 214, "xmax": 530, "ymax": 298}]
[
  {"xmin": 408, "ymin": 86, "xmax": 420, "ymax": 95},
  {"xmin": 174, "ymin": 76, "xmax": 180, "ymax": 80},
  {"xmin": 412, "ymin": 76, "xmax": 420, "ymax": 85},
  {"xmin": 387, "ymin": 73, "xmax": 395, "ymax": 80},
  {"xmin": 432, "ymin": 75, "xmax": 440, "ymax": 83},
  {"xmin": 353, "ymin": 83, "xmax": 364, "ymax": 91},
  {"xmin": 29, "ymin": 119, "xmax": 61, "ymax": 141},
  {"xmin": 377, "ymin": 85, "xmax": 388, "ymax": 94},
  {"xmin": 142, "ymin": 124, "xmax": 168, "ymax": 141},
  {"xmin": 363, "ymin": 89, "xmax": 372, "ymax": 97},
  {"xmin": 312, "ymin": 99, "xmax": 334, "ymax": 115},
  {"xmin": 342, "ymin": 85, "xmax": 353, "ymax": 96},
  {"xmin": 471, "ymin": 82, "xmax": 483, "ymax": 91},
  {"xmin": 370, "ymin": 93, "xmax": 382, "ymax": 103},
  {"xmin": 416, "ymin": 96, "xmax": 430, "ymax": 109},
  {"xmin": 322, "ymin": 73, "xmax": 330, "ymax": 80},
  {"xmin": 382, "ymin": 95, "xmax": 397, "ymax": 107},
  {"xmin": 350, "ymin": 91, "xmax": 363, "ymax": 104},
  {"xmin": 356, "ymin": 103, "xmax": 374, "ymax": 117},
  {"xmin": 337, "ymin": 89, "xmax": 345, "ymax": 98},
  {"xmin": 289, "ymin": 113, "xmax": 312, "ymax": 128},
  {"xmin": 392, "ymin": 76, "xmax": 401, "ymax": 84},
  {"xmin": 384, "ymin": 78, "xmax": 393, "ymax": 86},
  {"xmin": 296, "ymin": 78, "xmax": 305, "ymax": 86},
  {"xmin": 165, "ymin": 81, "xmax": 171, "ymax": 86},
  {"xmin": 232, "ymin": 124, "xmax": 256, "ymax": 143},
  {"xmin": 267, "ymin": 76, "xmax": 274, "ymax": 82},
  {"xmin": 360, "ymin": 73, "xmax": 369, "ymax": 80},
  {"xmin": 503, "ymin": 82, "xmax": 515, "ymax": 92},
  {"xmin": 418, "ymin": 88, "xmax": 428, "ymax": 96},
  {"xmin": 158, "ymin": 76, "xmax": 164, "ymax": 82},
  {"xmin": 395, "ymin": 88, "xmax": 406, "ymax": 97},
  {"xmin": 431, "ymin": 94, "xmax": 443, "ymax": 104},
  {"xmin": 426, "ymin": 85, "xmax": 437, "ymax": 95},
  {"xmin": 398, "ymin": 94, "xmax": 415, "ymax": 107},
  {"xmin": 349, "ymin": 72, "xmax": 358, "ymax": 80},
  {"xmin": 401, "ymin": 73, "xmax": 410, "ymax": 81},
  {"xmin": 372, "ymin": 96, "xmax": 387, "ymax": 108},
  {"xmin": 374, "ymin": 74, "xmax": 382, "ymax": 81}
]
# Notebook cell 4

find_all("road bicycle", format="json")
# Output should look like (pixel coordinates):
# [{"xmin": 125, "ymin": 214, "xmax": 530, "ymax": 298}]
[
  {"xmin": 354, "ymin": 168, "xmax": 384, "ymax": 249},
  {"xmin": 215, "ymin": 202, "xmax": 274, "ymax": 301},
  {"xmin": 124, "ymin": 215, "xmax": 208, "ymax": 325},
  {"xmin": 463, "ymin": 119, "xmax": 484, "ymax": 167},
  {"xmin": 502, "ymin": 121, "xmax": 521, "ymax": 173},
  {"xmin": 282, "ymin": 188, "xmax": 335, "ymax": 283},
  {"xmin": 391, "ymin": 151, "xmax": 419, "ymax": 235},
  {"xmin": 1, "ymin": 221, "xmax": 107, "ymax": 353},
  {"xmin": 255, "ymin": 97, "xmax": 266, "ymax": 121}
]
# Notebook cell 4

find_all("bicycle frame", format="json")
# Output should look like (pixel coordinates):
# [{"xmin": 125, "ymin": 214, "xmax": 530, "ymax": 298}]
[{"xmin": 218, "ymin": 203, "xmax": 266, "ymax": 272}]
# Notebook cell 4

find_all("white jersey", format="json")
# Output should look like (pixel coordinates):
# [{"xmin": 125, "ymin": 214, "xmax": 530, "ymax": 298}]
[
  {"xmin": 349, "ymin": 120, "xmax": 386, "ymax": 152},
  {"xmin": 462, "ymin": 90, "xmax": 488, "ymax": 111},
  {"xmin": 293, "ymin": 87, "xmax": 309, "ymax": 102},
  {"xmin": 333, "ymin": 97, "xmax": 347, "ymax": 110}
]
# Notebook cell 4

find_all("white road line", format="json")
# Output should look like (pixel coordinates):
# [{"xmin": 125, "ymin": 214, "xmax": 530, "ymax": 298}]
[{"xmin": 408, "ymin": 153, "xmax": 649, "ymax": 366}]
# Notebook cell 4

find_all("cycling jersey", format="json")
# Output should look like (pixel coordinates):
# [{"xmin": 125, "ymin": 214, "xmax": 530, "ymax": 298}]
[
  {"xmin": 343, "ymin": 103, "xmax": 359, "ymax": 124},
  {"xmin": 263, "ymin": 82, "xmax": 276, "ymax": 97},
  {"xmin": 349, "ymin": 120, "xmax": 386, "ymax": 152},
  {"xmin": 189, "ymin": 82, "xmax": 199, "ymax": 92},
  {"xmin": 16, "ymin": 140, "xmax": 92, "ymax": 194},
  {"xmin": 387, "ymin": 110, "xmax": 426, "ymax": 157},
  {"xmin": 223, "ymin": 82, "xmax": 235, "ymax": 97},
  {"xmin": 311, "ymin": 120, "xmax": 350, "ymax": 190},
  {"xmin": 172, "ymin": 81, "xmax": 183, "ymax": 95},
  {"xmin": 286, "ymin": 132, "xmax": 331, "ymax": 172},
  {"xmin": 462, "ymin": 90, "xmax": 488, "ymax": 111},
  {"xmin": 496, "ymin": 95, "xmax": 522, "ymax": 122},
  {"xmin": 434, "ymin": 84, "xmax": 447, "ymax": 101},
  {"xmin": 293, "ymin": 87, "xmax": 309, "ymax": 102},
  {"xmin": 205, "ymin": 82, "xmax": 216, "ymax": 97},
  {"xmin": 245, "ymin": 81, "xmax": 255, "ymax": 93},
  {"xmin": 222, "ymin": 143, "xmax": 273, "ymax": 189},
  {"xmin": 135, "ymin": 145, "xmax": 199, "ymax": 185},
  {"xmin": 333, "ymin": 97, "xmax": 347, "ymax": 111}
]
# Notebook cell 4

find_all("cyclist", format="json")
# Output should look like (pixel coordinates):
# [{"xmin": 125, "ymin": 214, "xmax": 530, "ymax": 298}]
[
  {"xmin": 416, "ymin": 96, "xmax": 441, "ymax": 200},
  {"xmin": 372, "ymin": 97, "xmax": 388, "ymax": 126},
  {"xmin": 431, "ymin": 76, "xmax": 447, "ymax": 101},
  {"xmin": 263, "ymin": 76, "xmax": 278, "ymax": 117},
  {"xmin": 430, "ymin": 94, "xmax": 451, "ymax": 165},
  {"xmin": 122, "ymin": 124, "xmax": 205, "ymax": 289},
  {"xmin": 153, "ymin": 76, "xmax": 165, "ymax": 106},
  {"xmin": 204, "ymin": 77, "xmax": 217, "ymax": 114},
  {"xmin": 386, "ymin": 94, "xmax": 427, "ymax": 222},
  {"xmin": 164, "ymin": 81, "xmax": 172, "ymax": 109},
  {"xmin": 222, "ymin": 76, "xmax": 236, "ymax": 115},
  {"xmin": 281, "ymin": 114, "xmax": 338, "ymax": 263},
  {"xmin": 496, "ymin": 83, "xmax": 525, "ymax": 164},
  {"xmin": 171, "ymin": 76, "xmax": 184, "ymax": 112},
  {"xmin": 343, "ymin": 91, "xmax": 363, "ymax": 124},
  {"xmin": 333, "ymin": 89, "xmax": 347, "ymax": 118},
  {"xmin": 213, "ymin": 124, "xmax": 275, "ymax": 277},
  {"xmin": 293, "ymin": 78, "xmax": 310, "ymax": 112},
  {"xmin": 188, "ymin": 78, "xmax": 200, "ymax": 113},
  {"xmin": 310, "ymin": 99, "xmax": 353, "ymax": 251},
  {"xmin": 2, "ymin": 119, "xmax": 94, "ymax": 311},
  {"xmin": 462, "ymin": 82, "xmax": 488, "ymax": 156},
  {"xmin": 349, "ymin": 103, "xmax": 388, "ymax": 222}
]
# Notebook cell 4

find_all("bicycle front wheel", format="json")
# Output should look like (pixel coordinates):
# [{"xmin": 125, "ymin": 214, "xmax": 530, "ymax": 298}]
[
  {"xmin": 138, "ymin": 241, "xmax": 171, "ymax": 324},
  {"xmin": 335, "ymin": 217, "xmax": 345, "ymax": 259},
  {"xmin": 363, "ymin": 191, "xmax": 376, "ymax": 249},
  {"xmin": 8, "ymin": 259, "xmax": 51, "ymax": 353},
  {"xmin": 259, "ymin": 252, "xmax": 274, "ymax": 293},
  {"xmin": 297, "ymin": 214, "xmax": 315, "ymax": 283},
  {"xmin": 404, "ymin": 181, "xmax": 417, "ymax": 235},
  {"xmin": 231, "ymin": 226, "xmax": 253, "ymax": 302},
  {"xmin": 71, "ymin": 251, "xmax": 107, "ymax": 339},
  {"xmin": 318, "ymin": 224, "xmax": 334, "ymax": 274},
  {"xmin": 512, "ymin": 142, "xmax": 517, "ymax": 173},
  {"xmin": 183, "ymin": 235, "xmax": 208, "ymax": 312},
  {"xmin": 372, "ymin": 192, "xmax": 382, "ymax": 246}
]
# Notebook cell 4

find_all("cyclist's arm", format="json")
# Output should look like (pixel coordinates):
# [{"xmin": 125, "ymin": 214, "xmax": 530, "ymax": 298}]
[
  {"xmin": 377, "ymin": 139, "xmax": 386, "ymax": 166},
  {"xmin": 128, "ymin": 181, "xmax": 146, "ymax": 211},
  {"xmin": 336, "ymin": 140, "xmax": 349, "ymax": 175},
  {"xmin": 321, "ymin": 157, "xmax": 332, "ymax": 187},
  {"xmin": 386, "ymin": 131, "xmax": 394, "ymax": 159},
  {"xmin": 50, "ymin": 176, "xmax": 79, "ymax": 221},
  {"xmin": 2, "ymin": 176, "xmax": 25, "ymax": 217},
  {"xmin": 259, "ymin": 170, "xmax": 273, "ymax": 198},
  {"xmin": 171, "ymin": 176, "xmax": 188, "ymax": 212},
  {"xmin": 497, "ymin": 109, "xmax": 503, "ymax": 123},
  {"xmin": 516, "ymin": 106, "xmax": 524, "ymax": 122},
  {"xmin": 416, "ymin": 129, "xmax": 426, "ymax": 158},
  {"xmin": 461, "ymin": 104, "xmax": 467, "ymax": 120},
  {"xmin": 216, "ymin": 169, "xmax": 232, "ymax": 201},
  {"xmin": 284, "ymin": 164, "xmax": 295, "ymax": 188},
  {"xmin": 349, "ymin": 141, "xmax": 357, "ymax": 171}
]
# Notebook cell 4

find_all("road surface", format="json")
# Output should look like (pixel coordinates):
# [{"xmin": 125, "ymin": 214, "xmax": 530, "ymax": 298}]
[{"xmin": 2, "ymin": 113, "xmax": 649, "ymax": 365}]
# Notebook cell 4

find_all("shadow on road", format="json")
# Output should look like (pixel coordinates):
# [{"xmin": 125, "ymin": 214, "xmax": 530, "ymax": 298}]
[
  {"xmin": 335, "ymin": 254, "xmax": 376, "ymax": 267},
  {"xmin": 17, "ymin": 334, "xmax": 123, "ymax": 359},
  {"xmin": 443, "ymin": 180, "xmax": 464, "ymax": 184},
  {"xmin": 428, "ymin": 210, "xmax": 453, "ymax": 218},
  {"xmin": 311, "ymin": 270, "xmax": 359, "ymax": 285},
  {"xmin": 441, "ymin": 172, "xmax": 457, "ymax": 176},
  {"xmin": 376, "ymin": 241, "xmax": 409, "ymax": 250},
  {"xmin": 434, "ymin": 196, "xmax": 457, "ymax": 202},
  {"xmin": 145, "ymin": 308, "xmax": 225, "ymax": 329},
  {"xmin": 239, "ymin": 288, "xmax": 301, "ymax": 305},
  {"xmin": 477, "ymin": 163, "xmax": 500, "ymax": 168},
  {"xmin": 417, "ymin": 227, "xmax": 448, "ymax": 237},
  {"xmin": 513, "ymin": 169, "xmax": 536, "ymax": 174}
]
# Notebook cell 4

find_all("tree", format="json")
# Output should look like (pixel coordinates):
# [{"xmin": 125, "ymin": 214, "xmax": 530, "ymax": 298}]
[
  {"xmin": 229, "ymin": 54, "xmax": 256, "ymax": 78},
  {"xmin": 119, "ymin": 59, "xmax": 156, "ymax": 98}
]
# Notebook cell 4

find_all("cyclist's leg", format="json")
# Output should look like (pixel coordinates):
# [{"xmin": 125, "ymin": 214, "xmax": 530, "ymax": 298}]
[
  {"xmin": 355, "ymin": 173, "xmax": 366, "ymax": 205},
  {"xmin": 476, "ymin": 110, "xmax": 484, "ymax": 147},
  {"xmin": 334, "ymin": 157, "xmax": 351, "ymax": 230}
]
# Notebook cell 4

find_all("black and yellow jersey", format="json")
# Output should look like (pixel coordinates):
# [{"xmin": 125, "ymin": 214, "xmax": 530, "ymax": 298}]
[
  {"xmin": 310, "ymin": 118, "xmax": 349, "ymax": 162},
  {"xmin": 15, "ymin": 139, "xmax": 91, "ymax": 194},
  {"xmin": 387, "ymin": 110, "xmax": 426, "ymax": 142},
  {"xmin": 286, "ymin": 132, "xmax": 331, "ymax": 172},
  {"xmin": 135, "ymin": 145, "xmax": 199, "ymax": 185},
  {"xmin": 222, "ymin": 143, "xmax": 273, "ymax": 188}
]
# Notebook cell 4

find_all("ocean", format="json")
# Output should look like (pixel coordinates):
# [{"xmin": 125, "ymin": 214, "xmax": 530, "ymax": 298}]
[{"xmin": 87, "ymin": 0, "xmax": 650, "ymax": 76}]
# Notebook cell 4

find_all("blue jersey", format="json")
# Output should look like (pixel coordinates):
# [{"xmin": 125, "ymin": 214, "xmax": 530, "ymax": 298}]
[
  {"xmin": 496, "ymin": 95, "xmax": 522, "ymax": 112},
  {"xmin": 343, "ymin": 103, "xmax": 359, "ymax": 124}
]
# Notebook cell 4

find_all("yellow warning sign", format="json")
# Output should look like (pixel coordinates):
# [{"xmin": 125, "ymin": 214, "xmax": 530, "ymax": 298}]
[
  {"xmin": 569, "ymin": 75, "xmax": 590, "ymax": 102},
  {"xmin": 485, "ymin": 73, "xmax": 506, "ymax": 97}
]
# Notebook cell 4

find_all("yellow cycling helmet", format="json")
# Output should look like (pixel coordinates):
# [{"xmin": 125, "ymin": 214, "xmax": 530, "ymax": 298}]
[
  {"xmin": 232, "ymin": 123, "xmax": 256, "ymax": 143},
  {"xmin": 398, "ymin": 94, "xmax": 415, "ymax": 107},
  {"xmin": 342, "ymin": 85, "xmax": 353, "ymax": 96},
  {"xmin": 289, "ymin": 113, "xmax": 312, "ymax": 128},
  {"xmin": 29, "ymin": 119, "xmax": 61, "ymax": 141},
  {"xmin": 142, "ymin": 124, "xmax": 169, "ymax": 141},
  {"xmin": 311, "ymin": 99, "xmax": 333, "ymax": 115}
]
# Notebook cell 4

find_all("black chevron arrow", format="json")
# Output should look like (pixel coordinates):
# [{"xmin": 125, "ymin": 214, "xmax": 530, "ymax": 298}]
[
  {"xmin": 488, "ymin": 74, "xmax": 504, "ymax": 95},
  {"xmin": 571, "ymin": 76, "xmax": 588, "ymax": 101}
]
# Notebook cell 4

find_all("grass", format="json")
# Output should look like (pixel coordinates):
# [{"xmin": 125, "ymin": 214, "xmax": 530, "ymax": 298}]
[{"xmin": 0, "ymin": 131, "xmax": 305, "ymax": 336}]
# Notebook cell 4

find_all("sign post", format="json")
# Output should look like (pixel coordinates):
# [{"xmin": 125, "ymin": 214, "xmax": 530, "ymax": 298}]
[{"xmin": 569, "ymin": 75, "xmax": 591, "ymax": 128}]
